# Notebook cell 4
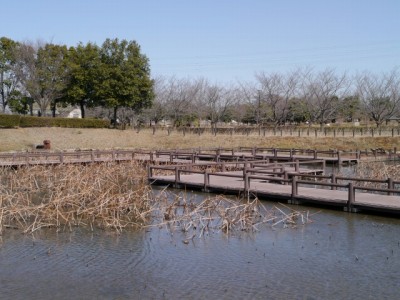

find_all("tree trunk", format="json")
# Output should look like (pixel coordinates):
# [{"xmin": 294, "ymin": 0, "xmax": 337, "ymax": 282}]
[
  {"xmin": 51, "ymin": 101, "xmax": 56, "ymax": 117},
  {"xmin": 113, "ymin": 106, "xmax": 118, "ymax": 127},
  {"xmin": 80, "ymin": 101, "xmax": 85, "ymax": 118}
]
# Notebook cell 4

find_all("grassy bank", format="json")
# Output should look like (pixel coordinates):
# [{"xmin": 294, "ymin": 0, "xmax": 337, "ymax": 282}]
[{"xmin": 1, "ymin": 127, "xmax": 400, "ymax": 152}]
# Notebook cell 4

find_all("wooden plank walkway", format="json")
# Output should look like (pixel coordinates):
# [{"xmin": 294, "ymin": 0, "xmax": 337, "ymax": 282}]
[{"xmin": 149, "ymin": 165, "xmax": 400, "ymax": 215}]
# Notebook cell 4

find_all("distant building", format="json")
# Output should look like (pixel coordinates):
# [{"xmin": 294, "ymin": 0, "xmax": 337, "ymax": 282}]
[{"xmin": 67, "ymin": 108, "xmax": 82, "ymax": 118}]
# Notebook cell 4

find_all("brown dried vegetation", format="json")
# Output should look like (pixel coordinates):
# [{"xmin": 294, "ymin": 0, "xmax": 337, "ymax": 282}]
[
  {"xmin": 0, "ymin": 162, "xmax": 152, "ymax": 234},
  {"xmin": 0, "ymin": 161, "xmax": 310, "ymax": 235}
]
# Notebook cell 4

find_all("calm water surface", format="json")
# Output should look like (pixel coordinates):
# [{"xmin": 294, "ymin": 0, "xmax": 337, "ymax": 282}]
[{"xmin": 1, "ymin": 190, "xmax": 400, "ymax": 299}]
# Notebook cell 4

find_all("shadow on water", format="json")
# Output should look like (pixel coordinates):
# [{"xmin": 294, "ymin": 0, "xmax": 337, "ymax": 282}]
[{"xmin": 1, "ymin": 187, "xmax": 400, "ymax": 299}]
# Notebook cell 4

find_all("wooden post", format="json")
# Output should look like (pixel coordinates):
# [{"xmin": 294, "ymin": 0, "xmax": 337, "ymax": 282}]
[
  {"xmin": 291, "ymin": 176, "xmax": 298, "ymax": 197},
  {"xmin": 295, "ymin": 160, "xmax": 300, "ymax": 172},
  {"xmin": 204, "ymin": 171, "xmax": 209, "ymax": 192},
  {"xmin": 331, "ymin": 174, "xmax": 336, "ymax": 190},
  {"xmin": 313, "ymin": 150, "xmax": 317, "ymax": 159},
  {"xmin": 148, "ymin": 165, "xmax": 153, "ymax": 178},
  {"xmin": 284, "ymin": 171, "xmax": 288, "ymax": 185},
  {"xmin": 347, "ymin": 182, "xmax": 355, "ymax": 212},
  {"xmin": 60, "ymin": 152, "xmax": 64, "ymax": 164},
  {"xmin": 244, "ymin": 172, "xmax": 249, "ymax": 194},
  {"xmin": 387, "ymin": 178, "xmax": 394, "ymax": 195},
  {"xmin": 337, "ymin": 151, "xmax": 342, "ymax": 165},
  {"xmin": 175, "ymin": 167, "xmax": 180, "ymax": 188},
  {"xmin": 91, "ymin": 150, "xmax": 94, "ymax": 162}
]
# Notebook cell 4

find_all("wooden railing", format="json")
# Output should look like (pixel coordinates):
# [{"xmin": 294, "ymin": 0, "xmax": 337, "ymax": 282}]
[
  {"xmin": 0, "ymin": 146, "xmax": 397, "ymax": 167},
  {"xmin": 148, "ymin": 160, "xmax": 400, "ymax": 212}
]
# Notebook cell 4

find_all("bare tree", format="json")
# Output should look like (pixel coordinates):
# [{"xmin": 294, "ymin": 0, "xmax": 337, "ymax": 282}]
[
  {"xmin": 356, "ymin": 69, "xmax": 400, "ymax": 127},
  {"xmin": 301, "ymin": 68, "xmax": 348, "ymax": 127},
  {"xmin": 164, "ymin": 77, "xmax": 201, "ymax": 126},
  {"xmin": 195, "ymin": 80, "xmax": 236, "ymax": 128},
  {"xmin": 256, "ymin": 69, "xmax": 300, "ymax": 127},
  {"xmin": 141, "ymin": 76, "xmax": 168, "ymax": 125}
]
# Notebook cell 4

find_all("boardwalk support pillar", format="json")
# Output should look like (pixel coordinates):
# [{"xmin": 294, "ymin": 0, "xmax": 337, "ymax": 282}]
[
  {"xmin": 345, "ymin": 182, "xmax": 357, "ymax": 212},
  {"xmin": 203, "ymin": 172, "xmax": 210, "ymax": 192},
  {"xmin": 290, "ymin": 176, "xmax": 300, "ymax": 204}
]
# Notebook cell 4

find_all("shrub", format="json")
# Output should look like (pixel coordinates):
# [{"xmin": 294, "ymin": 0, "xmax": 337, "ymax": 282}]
[
  {"xmin": 0, "ymin": 114, "xmax": 21, "ymax": 128},
  {"xmin": 18, "ymin": 116, "xmax": 110, "ymax": 128}
]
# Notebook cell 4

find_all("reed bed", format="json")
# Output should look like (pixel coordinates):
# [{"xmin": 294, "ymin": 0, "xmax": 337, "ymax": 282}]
[
  {"xmin": 0, "ymin": 161, "xmax": 153, "ymax": 234},
  {"xmin": 350, "ymin": 161, "xmax": 400, "ymax": 189},
  {"xmin": 0, "ymin": 161, "xmax": 311, "ymax": 236},
  {"xmin": 150, "ymin": 190, "xmax": 312, "ymax": 240}
]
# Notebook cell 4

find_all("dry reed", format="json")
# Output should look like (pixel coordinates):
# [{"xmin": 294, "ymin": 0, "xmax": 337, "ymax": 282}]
[
  {"xmin": 149, "ymin": 190, "xmax": 312, "ymax": 239},
  {"xmin": 350, "ymin": 161, "xmax": 400, "ymax": 189},
  {"xmin": 0, "ymin": 161, "xmax": 311, "ymax": 236},
  {"xmin": 0, "ymin": 161, "xmax": 153, "ymax": 234}
]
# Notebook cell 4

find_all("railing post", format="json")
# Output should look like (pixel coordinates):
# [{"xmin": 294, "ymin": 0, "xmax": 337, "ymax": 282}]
[
  {"xmin": 148, "ymin": 165, "xmax": 153, "ymax": 178},
  {"xmin": 291, "ymin": 176, "xmax": 298, "ymax": 197},
  {"xmin": 204, "ymin": 171, "xmax": 209, "ymax": 192},
  {"xmin": 387, "ymin": 178, "xmax": 394, "ymax": 196},
  {"xmin": 331, "ymin": 174, "xmax": 336, "ymax": 190},
  {"xmin": 244, "ymin": 171, "xmax": 249, "ymax": 194},
  {"xmin": 284, "ymin": 171, "xmax": 288, "ymax": 185},
  {"xmin": 175, "ymin": 167, "xmax": 180, "ymax": 188},
  {"xmin": 347, "ymin": 182, "xmax": 355, "ymax": 212},
  {"xmin": 91, "ymin": 150, "xmax": 94, "ymax": 162},
  {"xmin": 60, "ymin": 152, "xmax": 64, "ymax": 164},
  {"xmin": 356, "ymin": 149, "xmax": 360, "ymax": 160},
  {"xmin": 295, "ymin": 160, "xmax": 300, "ymax": 172},
  {"xmin": 150, "ymin": 151, "xmax": 154, "ymax": 161},
  {"xmin": 337, "ymin": 151, "xmax": 342, "ymax": 165},
  {"xmin": 313, "ymin": 150, "xmax": 317, "ymax": 159}
]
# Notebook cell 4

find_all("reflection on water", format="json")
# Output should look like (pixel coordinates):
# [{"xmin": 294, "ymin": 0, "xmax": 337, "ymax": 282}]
[{"xmin": 1, "ymin": 191, "xmax": 400, "ymax": 299}]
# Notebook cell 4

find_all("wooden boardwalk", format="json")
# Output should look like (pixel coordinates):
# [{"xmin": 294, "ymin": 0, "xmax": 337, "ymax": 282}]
[
  {"xmin": 0, "ymin": 146, "xmax": 396, "ymax": 168},
  {"xmin": 148, "ymin": 162, "xmax": 400, "ymax": 215}
]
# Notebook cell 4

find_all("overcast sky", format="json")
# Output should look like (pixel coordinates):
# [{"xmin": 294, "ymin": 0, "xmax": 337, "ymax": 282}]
[{"xmin": 3, "ymin": 0, "xmax": 400, "ymax": 83}]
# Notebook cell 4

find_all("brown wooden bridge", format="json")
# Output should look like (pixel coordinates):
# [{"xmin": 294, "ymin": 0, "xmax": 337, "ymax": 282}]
[
  {"xmin": 0, "ymin": 146, "xmax": 396, "ymax": 167},
  {"xmin": 1, "ymin": 147, "xmax": 399, "ymax": 215},
  {"xmin": 148, "ymin": 159, "xmax": 400, "ymax": 216}
]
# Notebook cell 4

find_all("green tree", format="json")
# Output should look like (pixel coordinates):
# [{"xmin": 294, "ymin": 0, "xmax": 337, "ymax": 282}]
[
  {"xmin": 0, "ymin": 37, "xmax": 18, "ymax": 113},
  {"xmin": 14, "ymin": 42, "xmax": 70, "ymax": 116},
  {"xmin": 63, "ymin": 42, "xmax": 101, "ymax": 118},
  {"xmin": 97, "ymin": 38, "xmax": 154, "ymax": 124}
]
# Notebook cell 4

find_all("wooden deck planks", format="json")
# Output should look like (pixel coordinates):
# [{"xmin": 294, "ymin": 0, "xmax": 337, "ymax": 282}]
[{"xmin": 150, "ymin": 172, "xmax": 400, "ymax": 214}]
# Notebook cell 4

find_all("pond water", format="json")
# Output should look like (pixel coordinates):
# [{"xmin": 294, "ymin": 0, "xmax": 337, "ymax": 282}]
[{"xmin": 1, "ymin": 187, "xmax": 400, "ymax": 300}]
